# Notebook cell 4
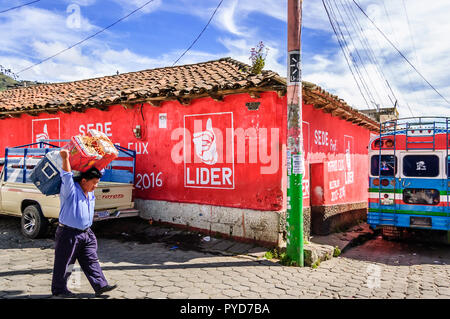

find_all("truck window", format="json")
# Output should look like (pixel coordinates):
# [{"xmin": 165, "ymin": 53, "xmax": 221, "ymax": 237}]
[
  {"xmin": 403, "ymin": 155, "xmax": 439, "ymax": 177},
  {"xmin": 371, "ymin": 155, "xmax": 397, "ymax": 176},
  {"xmin": 403, "ymin": 188, "xmax": 440, "ymax": 205}
]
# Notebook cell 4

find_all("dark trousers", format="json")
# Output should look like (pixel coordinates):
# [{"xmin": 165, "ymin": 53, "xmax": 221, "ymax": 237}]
[{"xmin": 51, "ymin": 225, "xmax": 108, "ymax": 295}]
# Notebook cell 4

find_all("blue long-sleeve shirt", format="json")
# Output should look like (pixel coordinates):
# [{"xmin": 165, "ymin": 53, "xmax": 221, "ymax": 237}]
[{"xmin": 58, "ymin": 170, "xmax": 95, "ymax": 230}]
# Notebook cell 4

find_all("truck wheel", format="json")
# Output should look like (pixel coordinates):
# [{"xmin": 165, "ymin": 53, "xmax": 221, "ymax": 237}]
[{"xmin": 21, "ymin": 205, "xmax": 49, "ymax": 239}]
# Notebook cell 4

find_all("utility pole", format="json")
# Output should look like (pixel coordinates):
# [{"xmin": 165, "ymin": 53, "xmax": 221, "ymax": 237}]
[{"xmin": 286, "ymin": 0, "xmax": 304, "ymax": 267}]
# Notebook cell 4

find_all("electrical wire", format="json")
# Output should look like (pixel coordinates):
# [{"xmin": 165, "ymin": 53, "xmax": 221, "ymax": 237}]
[
  {"xmin": 339, "ymin": 0, "xmax": 413, "ymax": 116},
  {"xmin": 323, "ymin": 0, "xmax": 371, "ymax": 109},
  {"xmin": 350, "ymin": 0, "xmax": 414, "ymax": 117},
  {"xmin": 172, "ymin": 0, "xmax": 224, "ymax": 66},
  {"xmin": 326, "ymin": 0, "xmax": 373, "ymax": 108},
  {"xmin": 381, "ymin": 0, "xmax": 416, "ymax": 117},
  {"xmin": 330, "ymin": 0, "xmax": 384, "ymax": 110},
  {"xmin": 377, "ymin": 0, "xmax": 414, "ymax": 115},
  {"xmin": 325, "ymin": 0, "xmax": 377, "ymax": 109},
  {"xmin": 397, "ymin": 0, "xmax": 421, "ymax": 116},
  {"xmin": 17, "ymin": 0, "xmax": 156, "ymax": 75},
  {"xmin": 341, "ymin": 0, "xmax": 394, "ymax": 105},
  {"xmin": 381, "ymin": 0, "xmax": 398, "ymax": 45},
  {"xmin": 0, "ymin": 0, "xmax": 40, "ymax": 14},
  {"xmin": 353, "ymin": 0, "xmax": 450, "ymax": 106},
  {"xmin": 327, "ymin": 0, "xmax": 377, "ymax": 110},
  {"xmin": 401, "ymin": 0, "xmax": 421, "ymax": 69},
  {"xmin": 322, "ymin": 0, "xmax": 371, "ymax": 110}
]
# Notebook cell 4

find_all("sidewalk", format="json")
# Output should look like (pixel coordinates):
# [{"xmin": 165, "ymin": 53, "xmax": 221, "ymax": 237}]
[
  {"xmin": 94, "ymin": 218, "xmax": 269, "ymax": 259},
  {"xmin": 94, "ymin": 218, "xmax": 376, "ymax": 267},
  {"xmin": 305, "ymin": 223, "xmax": 376, "ymax": 266},
  {"xmin": 1, "ymin": 215, "xmax": 449, "ymax": 299}
]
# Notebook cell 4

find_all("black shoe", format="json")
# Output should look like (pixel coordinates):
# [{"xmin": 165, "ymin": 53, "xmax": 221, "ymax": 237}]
[
  {"xmin": 95, "ymin": 284, "xmax": 117, "ymax": 297},
  {"xmin": 52, "ymin": 291, "xmax": 76, "ymax": 298}
]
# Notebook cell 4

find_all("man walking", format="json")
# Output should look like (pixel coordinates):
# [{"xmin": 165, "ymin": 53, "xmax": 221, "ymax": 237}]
[{"xmin": 51, "ymin": 149, "xmax": 117, "ymax": 298}]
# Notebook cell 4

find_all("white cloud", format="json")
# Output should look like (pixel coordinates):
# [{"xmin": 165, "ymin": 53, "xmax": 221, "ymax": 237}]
[
  {"xmin": 1, "ymin": 0, "xmax": 448, "ymax": 119},
  {"xmin": 63, "ymin": 0, "xmax": 97, "ymax": 6},
  {"xmin": 111, "ymin": 0, "xmax": 163, "ymax": 14},
  {"xmin": 302, "ymin": 0, "xmax": 331, "ymax": 31},
  {"xmin": 215, "ymin": 0, "xmax": 246, "ymax": 37},
  {"xmin": 0, "ymin": 6, "xmax": 121, "ymax": 81},
  {"xmin": 301, "ymin": 0, "xmax": 450, "ymax": 118},
  {"xmin": 212, "ymin": 0, "xmax": 285, "ymax": 36},
  {"xmin": 239, "ymin": 0, "xmax": 286, "ymax": 22}
]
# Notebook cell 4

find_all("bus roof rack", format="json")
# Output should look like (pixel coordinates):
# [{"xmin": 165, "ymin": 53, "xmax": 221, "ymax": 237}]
[{"xmin": 381, "ymin": 117, "xmax": 449, "ymax": 134}]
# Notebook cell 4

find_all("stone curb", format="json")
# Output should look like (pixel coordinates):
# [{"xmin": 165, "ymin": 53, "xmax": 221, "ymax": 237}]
[
  {"xmin": 242, "ymin": 223, "xmax": 377, "ymax": 267},
  {"xmin": 306, "ymin": 223, "xmax": 377, "ymax": 266}
]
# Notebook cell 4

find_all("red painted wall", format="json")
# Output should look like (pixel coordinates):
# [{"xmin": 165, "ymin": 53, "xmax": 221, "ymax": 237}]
[
  {"xmin": 302, "ymin": 103, "xmax": 372, "ymax": 207},
  {"xmin": 0, "ymin": 92, "xmax": 373, "ymax": 212},
  {"xmin": 0, "ymin": 92, "xmax": 286, "ymax": 211}
]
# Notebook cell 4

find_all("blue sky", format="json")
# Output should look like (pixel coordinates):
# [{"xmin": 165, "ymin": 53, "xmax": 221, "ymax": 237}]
[{"xmin": 0, "ymin": 0, "xmax": 449, "ymax": 117}]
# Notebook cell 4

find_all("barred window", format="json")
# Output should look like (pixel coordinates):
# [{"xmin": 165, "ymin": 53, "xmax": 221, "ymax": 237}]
[{"xmin": 403, "ymin": 188, "xmax": 440, "ymax": 205}]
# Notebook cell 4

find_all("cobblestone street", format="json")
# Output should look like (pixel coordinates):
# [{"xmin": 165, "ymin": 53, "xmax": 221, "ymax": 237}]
[{"xmin": 0, "ymin": 216, "xmax": 449, "ymax": 299}]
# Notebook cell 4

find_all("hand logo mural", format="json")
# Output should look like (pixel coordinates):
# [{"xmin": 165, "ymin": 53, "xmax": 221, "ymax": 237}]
[
  {"xmin": 184, "ymin": 112, "xmax": 234, "ymax": 189},
  {"xmin": 32, "ymin": 118, "xmax": 60, "ymax": 146},
  {"xmin": 36, "ymin": 124, "xmax": 49, "ymax": 142},
  {"xmin": 192, "ymin": 118, "xmax": 218, "ymax": 165},
  {"xmin": 345, "ymin": 141, "xmax": 351, "ymax": 171}
]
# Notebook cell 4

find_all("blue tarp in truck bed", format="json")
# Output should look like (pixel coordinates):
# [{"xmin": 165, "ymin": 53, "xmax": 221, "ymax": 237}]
[{"xmin": 3, "ymin": 141, "xmax": 136, "ymax": 185}]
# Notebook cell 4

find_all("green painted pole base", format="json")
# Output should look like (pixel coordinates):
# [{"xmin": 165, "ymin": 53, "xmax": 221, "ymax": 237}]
[{"xmin": 287, "ymin": 169, "xmax": 304, "ymax": 267}]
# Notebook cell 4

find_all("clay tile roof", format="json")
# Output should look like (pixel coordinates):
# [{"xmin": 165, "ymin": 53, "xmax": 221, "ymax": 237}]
[
  {"xmin": 302, "ymin": 81, "xmax": 379, "ymax": 132},
  {"xmin": 0, "ymin": 57, "xmax": 285, "ymax": 116},
  {"xmin": 0, "ymin": 57, "xmax": 378, "ymax": 131}
]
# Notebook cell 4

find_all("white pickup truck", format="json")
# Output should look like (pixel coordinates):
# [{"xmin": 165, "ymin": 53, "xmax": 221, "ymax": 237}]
[{"xmin": 0, "ymin": 141, "xmax": 140, "ymax": 238}]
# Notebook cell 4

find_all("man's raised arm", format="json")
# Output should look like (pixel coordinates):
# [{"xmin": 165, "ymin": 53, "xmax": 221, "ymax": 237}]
[{"xmin": 60, "ymin": 149, "xmax": 71, "ymax": 173}]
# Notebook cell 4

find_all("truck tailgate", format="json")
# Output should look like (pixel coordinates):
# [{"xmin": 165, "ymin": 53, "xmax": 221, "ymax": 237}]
[{"xmin": 94, "ymin": 182, "xmax": 134, "ymax": 210}]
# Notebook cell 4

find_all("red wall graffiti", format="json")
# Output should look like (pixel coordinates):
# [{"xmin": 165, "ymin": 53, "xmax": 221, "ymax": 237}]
[
  {"xmin": 302, "ymin": 103, "xmax": 371, "ymax": 207},
  {"xmin": 0, "ymin": 92, "xmax": 285, "ymax": 211},
  {"xmin": 0, "ymin": 92, "xmax": 372, "ymax": 211}
]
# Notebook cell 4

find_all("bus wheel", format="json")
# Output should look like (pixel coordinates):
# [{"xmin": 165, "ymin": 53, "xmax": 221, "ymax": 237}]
[{"xmin": 21, "ymin": 205, "xmax": 49, "ymax": 239}]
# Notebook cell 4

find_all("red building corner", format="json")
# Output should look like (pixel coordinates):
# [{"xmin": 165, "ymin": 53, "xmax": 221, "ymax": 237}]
[{"xmin": 0, "ymin": 58, "xmax": 379, "ymax": 246}]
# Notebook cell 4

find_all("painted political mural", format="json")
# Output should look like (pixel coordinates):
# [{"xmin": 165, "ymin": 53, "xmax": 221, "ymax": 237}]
[{"xmin": 0, "ymin": 92, "xmax": 371, "ymax": 211}]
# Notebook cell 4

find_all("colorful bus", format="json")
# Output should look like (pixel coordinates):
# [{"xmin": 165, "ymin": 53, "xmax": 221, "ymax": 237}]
[{"xmin": 368, "ymin": 117, "xmax": 449, "ymax": 238}]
